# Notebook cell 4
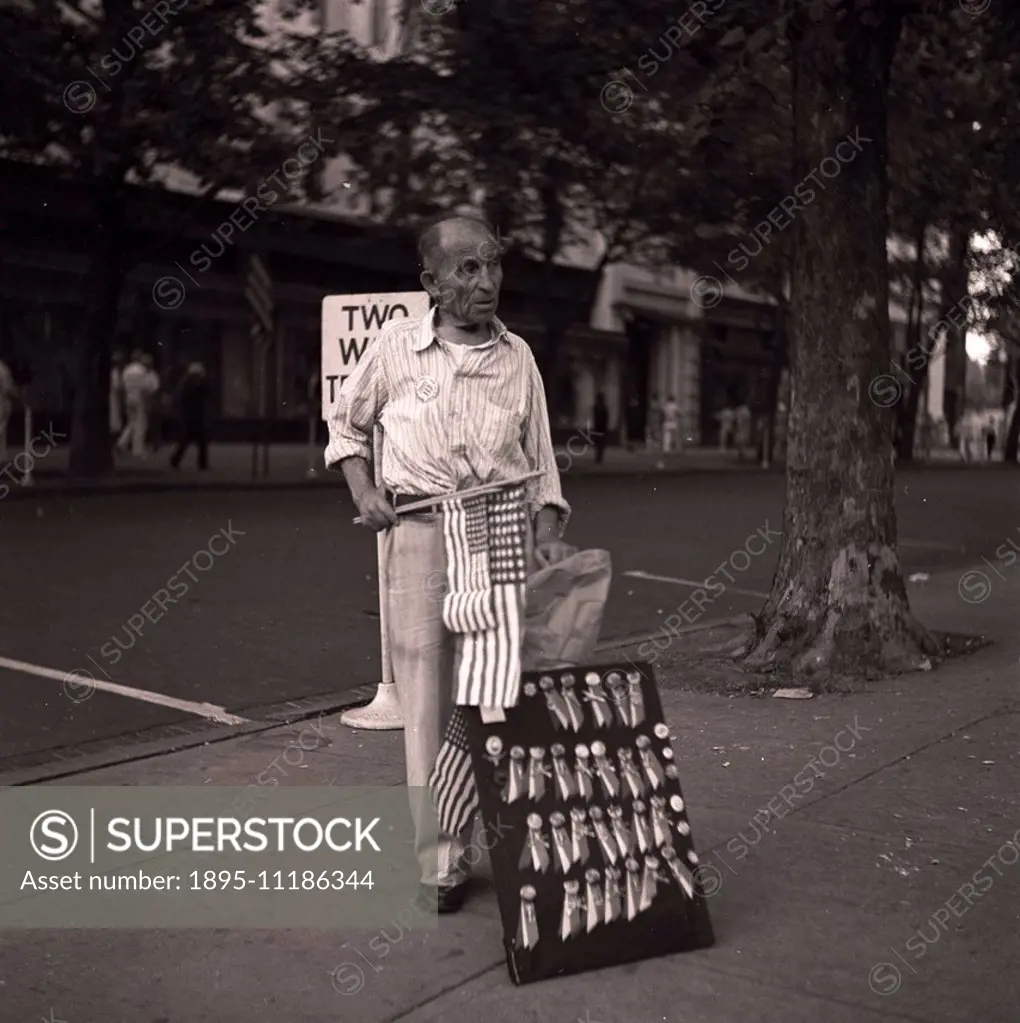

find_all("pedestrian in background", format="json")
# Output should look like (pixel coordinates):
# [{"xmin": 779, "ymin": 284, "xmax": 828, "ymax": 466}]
[
  {"xmin": 662, "ymin": 393, "xmax": 681, "ymax": 453},
  {"xmin": 0, "ymin": 353, "xmax": 16, "ymax": 463},
  {"xmin": 734, "ymin": 401, "xmax": 752, "ymax": 460},
  {"xmin": 142, "ymin": 353, "xmax": 163, "ymax": 454},
  {"xmin": 170, "ymin": 362, "xmax": 210, "ymax": 470},
  {"xmin": 117, "ymin": 349, "xmax": 155, "ymax": 457},
  {"xmin": 647, "ymin": 391, "xmax": 662, "ymax": 451},
  {"xmin": 985, "ymin": 419, "xmax": 996, "ymax": 461},
  {"xmin": 717, "ymin": 405, "xmax": 735, "ymax": 450},
  {"xmin": 109, "ymin": 351, "xmax": 126, "ymax": 442},
  {"xmin": 592, "ymin": 391, "xmax": 609, "ymax": 464}
]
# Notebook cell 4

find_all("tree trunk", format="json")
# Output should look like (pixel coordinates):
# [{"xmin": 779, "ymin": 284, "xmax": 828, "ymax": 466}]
[
  {"xmin": 69, "ymin": 178, "xmax": 128, "ymax": 478},
  {"xmin": 742, "ymin": 4, "xmax": 937, "ymax": 680}
]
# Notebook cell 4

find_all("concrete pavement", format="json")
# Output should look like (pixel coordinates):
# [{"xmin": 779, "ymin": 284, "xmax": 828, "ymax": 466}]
[
  {"xmin": 1, "ymin": 559, "xmax": 1017, "ymax": 1021},
  {"xmin": 5, "ymin": 439, "xmax": 987, "ymax": 499},
  {"xmin": 7, "ymin": 442, "xmax": 756, "ymax": 499}
]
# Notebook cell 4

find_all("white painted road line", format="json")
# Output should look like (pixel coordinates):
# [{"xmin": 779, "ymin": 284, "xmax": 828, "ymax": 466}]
[
  {"xmin": 623, "ymin": 570, "xmax": 770, "ymax": 600},
  {"xmin": 0, "ymin": 655, "xmax": 250, "ymax": 726}
]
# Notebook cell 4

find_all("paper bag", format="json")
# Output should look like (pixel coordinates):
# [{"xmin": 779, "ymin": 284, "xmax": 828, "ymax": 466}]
[{"xmin": 521, "ymin": 548, "xmax": 612, "ymax": 670}]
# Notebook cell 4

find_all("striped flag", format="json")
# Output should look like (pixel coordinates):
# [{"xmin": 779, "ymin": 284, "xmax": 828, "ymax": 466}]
[
  {"xmin": 428, "ymin": 706, "xmax": 479, "ymax": 838},
  {"xmin": 245, "ymin": 253, "xmax": 273, "ymax": 347},
  {"xmin": 441, "ymin": 483, "xmax": 529, "ymax": 708}
]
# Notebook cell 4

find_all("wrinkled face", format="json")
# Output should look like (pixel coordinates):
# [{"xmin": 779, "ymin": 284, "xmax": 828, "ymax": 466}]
[{"xmin": 421, "ymin": 219, "xmax": 503, "ymax": 327}]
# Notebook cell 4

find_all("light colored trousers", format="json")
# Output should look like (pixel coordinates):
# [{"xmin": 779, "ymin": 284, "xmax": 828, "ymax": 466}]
[
  {"xmin": 118, "ymin": 398, "xmax": 148, "ymax": 456},
  {"xmin": 381, "ymin": 510, "xmax": 535, "ymax": 887},
  {"xmin": 662, "ymin": 423, "xmax": 679, "ymax": 453},
  {"xmin": 382, "ymin": 513, "xmax": 469, "ymax": 887}
]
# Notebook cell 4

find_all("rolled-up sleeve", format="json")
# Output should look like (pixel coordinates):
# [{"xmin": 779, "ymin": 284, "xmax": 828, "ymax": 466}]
[
  {"xmin": 521, "ymin": 352, "xmax": 571, "ymax": 532},
  {"xmin": 324, "ymin": 340, "xmax": 387, "ymax": 471}
]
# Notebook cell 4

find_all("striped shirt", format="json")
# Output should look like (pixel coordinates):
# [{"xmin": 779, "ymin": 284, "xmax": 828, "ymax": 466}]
[{"xmin": 325, "ymin": 307, "xmax": 570, "ymax": 526}]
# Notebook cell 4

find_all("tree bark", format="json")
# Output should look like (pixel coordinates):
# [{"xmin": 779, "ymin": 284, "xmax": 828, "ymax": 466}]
[
  {"xmin": 742, "ymin": 3, "xmax": 937, "ymax": 679},
  {"xmin": 68, "ymin": 177, "xmax": 128, "ymax": 478}
]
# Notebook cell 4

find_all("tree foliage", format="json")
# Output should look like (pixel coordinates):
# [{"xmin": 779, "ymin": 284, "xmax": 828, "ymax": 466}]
[{"xmin": 0, "ymin": 0, "xmax": 365, "ymax": 475}]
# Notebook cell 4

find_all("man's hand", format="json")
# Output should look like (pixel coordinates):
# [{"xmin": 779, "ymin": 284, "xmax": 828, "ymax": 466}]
[
  {"xmin": 535, "ymin": 539, "xmax": 572, "ymax": 567},
  {"xmin": 355, "ymin": 485, "xmax": 398, "ymax": 531},
  {"xmin": 534, "ymin": 505, "xmax": 570, "ymax": 566}
]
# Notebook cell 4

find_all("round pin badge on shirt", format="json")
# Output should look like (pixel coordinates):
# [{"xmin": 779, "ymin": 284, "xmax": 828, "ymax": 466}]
[{"xmin": 416, "ymin": 376, "xmax": 439, "ymax": 402}]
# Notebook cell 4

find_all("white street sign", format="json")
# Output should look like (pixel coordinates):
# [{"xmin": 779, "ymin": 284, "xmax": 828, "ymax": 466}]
[{"xmin": 320, "ymin": 292, "xmax": 430, "ymax": 420}]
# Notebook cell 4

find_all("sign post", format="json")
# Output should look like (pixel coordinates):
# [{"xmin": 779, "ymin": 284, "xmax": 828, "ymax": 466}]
[{"xmin": 322, "ymin": 292, "xmax": 430, "ymax": 731}]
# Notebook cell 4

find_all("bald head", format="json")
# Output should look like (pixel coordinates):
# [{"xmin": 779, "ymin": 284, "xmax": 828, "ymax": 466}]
[
  {"xmin": 416, "ymin": 213, "xmax": 498, "ymax": 272},
  {"xmin": 418, "ymin": 214, "xmax": 504, "ymax": 328}
]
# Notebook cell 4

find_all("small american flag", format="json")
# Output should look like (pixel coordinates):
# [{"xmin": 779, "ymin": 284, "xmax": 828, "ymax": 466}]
[
  {"xmin": 441, "ymin": 483, "xmax": 529, "ymax": 708},
  {"xmin": 428, "ymin": 706, "xmax": 479, "ymax": 838}
]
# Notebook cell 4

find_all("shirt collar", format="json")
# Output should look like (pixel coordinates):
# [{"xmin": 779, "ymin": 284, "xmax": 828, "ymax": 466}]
[{"xmin": 412, "ymin": 305, "xmax": 510, "ymax": 352}]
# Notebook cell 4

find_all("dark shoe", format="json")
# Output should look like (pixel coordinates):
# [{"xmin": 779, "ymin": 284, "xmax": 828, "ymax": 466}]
[{"xmin": 418, "ymin": 881, "xmax": 470, "ymax": 914}]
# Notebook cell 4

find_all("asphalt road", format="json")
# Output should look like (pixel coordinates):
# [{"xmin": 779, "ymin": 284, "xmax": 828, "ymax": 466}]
[{"xmin": 1, "ymin": 467, "xmax": 1016, "ymax": 768}]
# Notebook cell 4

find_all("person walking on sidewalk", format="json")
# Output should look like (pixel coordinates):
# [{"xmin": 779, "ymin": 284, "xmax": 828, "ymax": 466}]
[
  {"xmin": 647, "ymin": 391, "xmax": 662, "ymax": 451},
  {"xmin": 117, "ymin": 350, "xmax": 155, "ymax": 457},
  {"xmin": 734, "ymin": 401, "xmax": 752, "ymax": 461},
  {"xmin": 716, "ymin": 405, "xmax": 735, "ymax": 450},
  {"xmin": 326, "ymin": 212, "xmax": 571, "ymax": 914},
  {"xmin": 592, "ymin": 392, "xmax": 609, "ymax": 463},
  {"xmin": 109, "ymin": 351, "xmax": 126, "ymax": 443},
  {"xmin": 142, "ymin": 353, "xmax": 164, "ymax": 454},
  {"xmin": 0, "ymin": 354, "xmax": 16, "ymax": 463},
  {"xmin": 662, "ymin": 394, "xmax": 681, "ymax": 454},
  {"xmin": 170, "ymin": 362, "xmax": 210, "ymax": 470}
]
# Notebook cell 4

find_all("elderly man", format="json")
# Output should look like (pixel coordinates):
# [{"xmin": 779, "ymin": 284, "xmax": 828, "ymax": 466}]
[{"xmin": 325, "ymin": 212, "xmax": 571, "ymax": 912}]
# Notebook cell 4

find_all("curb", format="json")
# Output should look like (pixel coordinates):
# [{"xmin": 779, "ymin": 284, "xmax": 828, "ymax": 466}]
[
  {"xmin": 2, "ymin": 616, "xmax": 753, "ymax": 785},
  {"xmin": 3, "ymin": 453, "xmax": 995, "ymax": 502},
  {"xmin": 1, "ymin": 465, "xmax": 766, "ymax": 501},
  {"xmin": 0, "ymin": 684, "xmax": 377, "ymax": 787}
]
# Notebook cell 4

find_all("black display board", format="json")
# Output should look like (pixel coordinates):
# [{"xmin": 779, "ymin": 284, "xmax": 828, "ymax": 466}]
[{"xmin": 463, "ymin": 661, "xmax": 715, "ymax": 986}]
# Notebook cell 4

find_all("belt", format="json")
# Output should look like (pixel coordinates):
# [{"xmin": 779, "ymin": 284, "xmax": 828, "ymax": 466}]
[{"xmin": 387, "ymin": 490, "xmax": 442, "ymax": 513}]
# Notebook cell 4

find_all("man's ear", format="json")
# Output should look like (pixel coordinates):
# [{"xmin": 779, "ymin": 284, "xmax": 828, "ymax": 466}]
[{"xmin": 420, "ymin": 270, "xmax": 438, "ymax": 299}]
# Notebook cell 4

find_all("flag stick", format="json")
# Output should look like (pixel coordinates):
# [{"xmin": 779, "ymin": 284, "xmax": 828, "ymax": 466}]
[
  {"xmin": 374, "ymin": 425, "xmax": 393, "ymax": 688},
  {"xmin": 351, "ymin": 470, "xmax": 544, "ymax": 524}
]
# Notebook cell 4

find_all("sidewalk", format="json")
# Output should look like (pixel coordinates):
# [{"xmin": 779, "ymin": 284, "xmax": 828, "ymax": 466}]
[
  {"xmin": 5, "ymin": 440, "xmax": 988, "ymax": 500},
  {"xmin": 2, "ymin": 564, "xmax": 1017, "ymax": 1021},
  {"xmin": 5, "ymin": 442, "xmax": 760, "ymax": 498}
]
